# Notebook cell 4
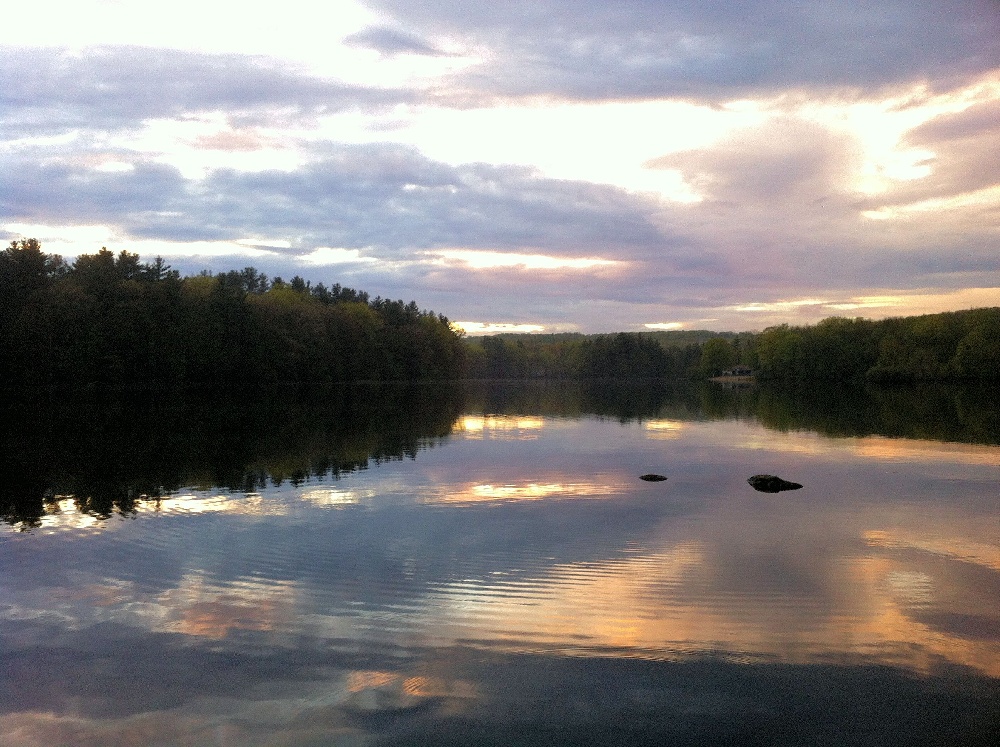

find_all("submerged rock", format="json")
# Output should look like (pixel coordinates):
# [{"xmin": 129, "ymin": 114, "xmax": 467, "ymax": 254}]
[
  {"xmin": 640, "ymin": 473, "xmax": 668, "ymax": 482},
  {"xmin": 748, "ymin": 474, "xmax": 803, "ymax": 493}
]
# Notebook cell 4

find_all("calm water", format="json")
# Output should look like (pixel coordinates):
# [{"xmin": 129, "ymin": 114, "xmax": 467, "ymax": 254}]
[{"xmin": 2, "ymin": 382, "xmax": 999, "ymax": 746}]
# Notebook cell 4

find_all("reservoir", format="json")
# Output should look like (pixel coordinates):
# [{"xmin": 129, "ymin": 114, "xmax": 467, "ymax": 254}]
[{"xmin": 2, "ymin": 381, "xmax": 998, "ymax": 745}]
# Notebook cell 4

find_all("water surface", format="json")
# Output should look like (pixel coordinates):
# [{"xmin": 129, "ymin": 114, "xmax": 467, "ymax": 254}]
[{"xmin": 2, "ymin": 382, "xmax": 999, "ymax": 745}]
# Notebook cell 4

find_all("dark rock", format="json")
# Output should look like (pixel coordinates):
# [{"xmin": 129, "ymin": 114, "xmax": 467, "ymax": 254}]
[
  {"xmin": 640, "ymin": 474, "xmax": 668, "ymax": 482},
  {"xmin": 748, "ymin": 474, "xmax": 803, "ymax": 493}
]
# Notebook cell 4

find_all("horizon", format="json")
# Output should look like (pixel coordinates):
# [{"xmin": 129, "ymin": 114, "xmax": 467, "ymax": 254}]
[
  {"xmin": 14, "ymin": 240, "xmax": 998, "ymax": 337},
  {"xmin": 3, "ymin": 1, "xmax": 999, "ymax": 333}
]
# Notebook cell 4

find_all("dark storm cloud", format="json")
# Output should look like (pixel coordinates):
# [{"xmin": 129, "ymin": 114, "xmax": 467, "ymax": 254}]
[
  {"xmin": 363, "ymin": 0, "xmax": 1000, "ymax": 100},
  {"xmin": 0, "ymin": 46, "xmax": 413, "ymax": 137}
]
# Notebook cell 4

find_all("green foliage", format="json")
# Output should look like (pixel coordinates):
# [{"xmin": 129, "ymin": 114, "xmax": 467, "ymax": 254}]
[
  {"xmin": 463, "ymin": 309, "xmax": 1000, "ymax": 383},
  {"xmin": 699, "ymin": 337, "xmax": 737, "ymax": 376},
  {"xmin": 952, "ymin": 310, "xmax": 1000, "ymax": 378},
  {"xmin": 753, "ymin": 309, "xmax": 1000, "ymax": 382},
  {"xmin": 0, "ymin": 240, "xmax": 466, "ymax": 385},
  {"xmin": 465, "ymin": 332, "xmax": 701, "ymax": 379},
  {"xmin": 578, "ymin": 333, "xmax": 673, "ymax": 378},
  {"xmin": 6, "ymin": 240, "xmax": 998, "ymax": 386},
  {"xmin": 470, "ymin": 335, "xmax": 585, "ymax": 378}
]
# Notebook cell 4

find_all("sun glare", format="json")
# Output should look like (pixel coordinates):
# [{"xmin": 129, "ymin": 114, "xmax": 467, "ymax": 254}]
[
  {"xmin": 238, "ymin": 239, "xmax": 292, "ymax": 249},
  {"xmin": 644, "ymin": 420, "xmax": 687, "ymax": 440},
  {"xmin": 801, "ymin": 75, "xmax": 1000, "ymax": 196}
]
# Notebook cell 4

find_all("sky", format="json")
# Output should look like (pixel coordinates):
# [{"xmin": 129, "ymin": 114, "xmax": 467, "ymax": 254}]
[{"xmin": 2, "ymin": 0, "xmax": 999, "ymax": 333}]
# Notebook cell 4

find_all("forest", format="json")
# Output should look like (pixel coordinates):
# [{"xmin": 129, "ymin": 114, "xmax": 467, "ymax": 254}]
[
  {"xmin": 462, "ymin": 330, "xmax": 733, "ymax": 379},
  {"xmin": 3, "ymin": 239, "xmax": 999, "ymax": 385},
  {"xmin": 466, "ymin": 309, "xmax": 1000, "ymax": 381},
  {"xmin": 0, "ymin": 239, "xmax": 467, "ymax": 385},
  {"xmin": 748, "ymin": 311, "xmax": 1000, "ymax": 381}
]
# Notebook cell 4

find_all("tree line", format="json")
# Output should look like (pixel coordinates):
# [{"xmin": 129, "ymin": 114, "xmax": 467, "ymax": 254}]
[
  {"xmin": 4, "ymin": 239, "xmax": 998, "ymax": 385},
  {"xmin": 465, "ymin": 311, "xmax": 1000, "ymax": 382},
  {"xmin": 747, "ymin": 310, "xmax": 1000, "ymax": 381},
  {"xmin": 1, "ymin": 239, "xmax": 467, "ymax": 386},
  {"xmin": 464, "ymin": 330, "xmax": 750, "ymax": 380}
]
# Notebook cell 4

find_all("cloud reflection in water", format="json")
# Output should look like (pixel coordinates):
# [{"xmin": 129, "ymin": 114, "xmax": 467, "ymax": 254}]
[{"xmin": 3, "ymin": 386, "xmax": 1000, "ymax": 744}]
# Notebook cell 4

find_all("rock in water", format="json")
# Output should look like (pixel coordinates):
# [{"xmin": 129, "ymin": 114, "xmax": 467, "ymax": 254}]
[
  {"xmin": 640, "ymin": 474, "xmax": 668, "ymax": 482},
  {"xmin": 748, "ymin": 474, "xmax": 803, "ymax": 492}
]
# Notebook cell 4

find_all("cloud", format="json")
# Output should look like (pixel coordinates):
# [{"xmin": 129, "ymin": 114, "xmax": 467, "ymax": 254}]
[
  {"xmin": 191, "ymin": 129, "xmax": 279, "ymax": 152},
  {"xmin": 648, "ymin": 117, "xmax": 861, "ymax": 206},
  {"xmin": 0, "ymin": 156, "xmax": 189, "ymax": 227},
  {"xmin": 4, "ymin": 117, "xmax": 996, "ymax": 333},
  {"xmin": 0, "ymin": 46, "xmax": 413, "ymax": 138},
  {"xmin": 1, "ymin": 137, "xmax": 669, "ymax": 263},
  {"xmin": 1, "ymin": 2, "xmax": 998, "ymax": 332},
  {"xmin": 363, "ymin": 0, "xmax": 1000, "ymax": 101},
  {"xmin": 344, "ymin": 26, "xmax": 450, "ymax": 57},
  {"xmin": 163, "ymin": 144, "xmax": 669, "ymax": 257},
  {"xmin": 870, "ymin": 98, "xmax": 1000, "ymax": 207}
]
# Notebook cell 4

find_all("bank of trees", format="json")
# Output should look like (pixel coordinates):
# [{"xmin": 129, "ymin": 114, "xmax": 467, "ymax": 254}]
[
  {"xmin": 4, "ymin": 240, "xmax": 999, "ymax": 386},
  {"xmin": 751, "ymin": 309, "xmax": 1000, "ymax": 381},
  {"xmin": 465, "ymin": 311, "xmax": 1000, "ymax": 382},
  {"xmin": 464, "ymin": 332, "xmax": 708, "ymax": 379},
  {"xmin": 0, "ymin": 240, "xmax": 466, "ymax": 385}
]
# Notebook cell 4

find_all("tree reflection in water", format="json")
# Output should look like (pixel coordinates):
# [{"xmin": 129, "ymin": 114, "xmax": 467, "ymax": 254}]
[
  {"xmin": 2, "ymin": 380, "xmax": 1000, "ymax": 744},
  {"xmin": 0, "ymin": 382, "xmax": 463, "ymax": 529},
  {"xmin": 4, "ymin": 380, "xmax": 1000, "ymax": 530}
]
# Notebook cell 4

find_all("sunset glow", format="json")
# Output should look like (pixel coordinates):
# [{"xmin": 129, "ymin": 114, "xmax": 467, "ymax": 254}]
[{"xmin": 2, "ymin": 1, "xmax": 999, "ymax": 331}]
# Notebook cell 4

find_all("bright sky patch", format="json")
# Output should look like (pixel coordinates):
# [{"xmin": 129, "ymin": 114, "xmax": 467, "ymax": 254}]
[
  {"xmin": 454, "ymin": 322, "xmax": 547, "ymax": 335},
  {"xmin": 299, "ymin": 247, "xmax": 378, "ymax": 265},
  {"xmin": 428, "ymin": 250, "xmax": 618, "ymax": 271}
]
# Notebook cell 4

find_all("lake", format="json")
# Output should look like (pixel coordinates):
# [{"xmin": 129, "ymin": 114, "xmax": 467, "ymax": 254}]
[{"xmin": 2, "ymin": 381, "xmax": 999, "ymax": 746}]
